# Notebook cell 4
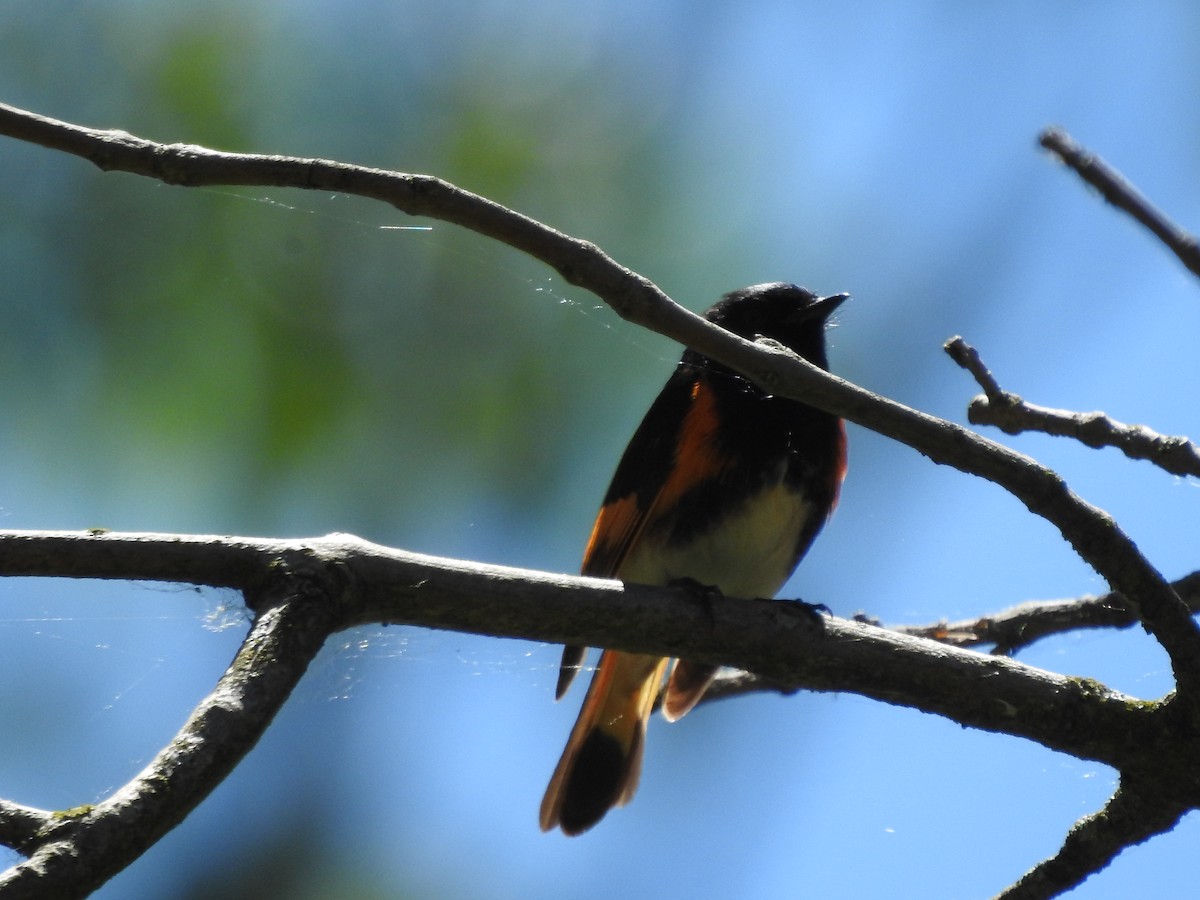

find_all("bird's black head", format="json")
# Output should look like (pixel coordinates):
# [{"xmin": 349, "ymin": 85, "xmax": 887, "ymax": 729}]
[{"xmin": 697, "ymin": 282, "xmax": 847, "ymax": 371}]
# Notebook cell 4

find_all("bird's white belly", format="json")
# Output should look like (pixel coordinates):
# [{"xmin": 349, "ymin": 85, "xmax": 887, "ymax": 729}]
[{"xmin": 619, "ymin": 482, "xmax": 813, "ymax": 599}]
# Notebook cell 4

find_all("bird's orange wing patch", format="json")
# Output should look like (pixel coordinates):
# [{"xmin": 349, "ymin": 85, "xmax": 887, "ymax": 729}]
[
  {"xmin": 827, "ymin": 419, "xmax": 848, "ymax": 513},
  {"xmin": 581, "ymin": 493, "xmax": 643, "ymax": 577},
  {"xmin": 581, "ymin": 379, "xmax": 726, "ymax": 579},
  {"xmin": 655, "ymin": 379, "xmax": 725, "ymax": 512}
]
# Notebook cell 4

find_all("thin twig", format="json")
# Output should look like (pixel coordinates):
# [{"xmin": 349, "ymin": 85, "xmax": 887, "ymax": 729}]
[
  {"xmin": 946, "ymin": 336, "xmax": 1200, "ymax": 478},
  {"xmin": 1040, "ymin": 127, "xmax": 1200, "ymax": 280},
  {"xmin": 890, "ymin": 571, "xmax": 1200, "ymax": 655},
  {"xmin": 944, "ymin": 336, "xmax": 1007, "ymax": 400},
  {"xmin": 973, "ymin": 400, "xmax": 1200, "ymax": 478}
]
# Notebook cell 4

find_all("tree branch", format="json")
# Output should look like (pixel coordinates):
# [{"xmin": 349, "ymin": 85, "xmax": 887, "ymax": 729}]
[
  {"xmin": 1039, "ymin": 126, "xmax": 1200, "ymax": 281},
  {"xmin": 6, "ymin": 528, "xmax": 1199, "ymax": 898},
  {"xmin": 0, "ymin": 551, "xmax": 342, "ymax": 898},
  {"xmin": 995, "ymin": 776, "xmax": 1189, "ymax": 900},
  {"xmin": 890, "ymin": 570, "xmax": 1200, "ymax": 655},
  {"xmin": 1, "ymin": 102, "xmax": 1195, "ymax": 699},
  {"xmin": 0, "ymin": 529, "xmax": 1162, "ymax": 771},
  {"xmin": 0, "ymin": 803, "xmax": 52, "ymax": 857},
  {"xmin": 701, "ymin": 571, "xmax": 1200, "ymax": 702},
  {"xmin": 946, "ymin": 337, "xmax": 1200, "ymax": 478}
]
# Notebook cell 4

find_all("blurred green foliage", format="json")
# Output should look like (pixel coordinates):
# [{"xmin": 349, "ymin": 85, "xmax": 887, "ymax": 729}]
[
  {"xmin": 0, "ymin": 3, "xmax": 713, "ymax": 550},
  {"xmin": 0, "ymin": 6, "xmax": 707, "ymax": 896}
]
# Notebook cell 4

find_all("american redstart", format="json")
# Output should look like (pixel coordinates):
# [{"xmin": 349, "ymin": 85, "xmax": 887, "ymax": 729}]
[{"xmin": 540, "ymin": 282, "xmax": 848, "ymax": 836}]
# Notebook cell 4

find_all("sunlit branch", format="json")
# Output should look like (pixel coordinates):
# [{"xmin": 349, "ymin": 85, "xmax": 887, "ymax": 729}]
[{"xmin": 0, "ymin": 529, "xmax": 1152, "ymax": 770}]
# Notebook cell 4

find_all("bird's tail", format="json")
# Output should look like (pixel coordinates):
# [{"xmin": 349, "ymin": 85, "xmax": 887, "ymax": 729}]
[{"xmin": 539, "ymin": 650, "xmax": 669, "ymax": 835}]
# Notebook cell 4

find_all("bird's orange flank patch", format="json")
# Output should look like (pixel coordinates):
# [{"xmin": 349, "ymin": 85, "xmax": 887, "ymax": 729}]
[{"xmin": 658, "ymin": 379, "xmax": 726, "ymax": 510}]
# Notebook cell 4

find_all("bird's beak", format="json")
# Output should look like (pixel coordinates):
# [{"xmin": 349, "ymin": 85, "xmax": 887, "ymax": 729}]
[{"xmin": 795, "ymin": 292, "xmax": 849, "ymax": 323}]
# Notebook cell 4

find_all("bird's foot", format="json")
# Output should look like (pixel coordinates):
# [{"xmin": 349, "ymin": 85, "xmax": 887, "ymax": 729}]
[
  {"xmin": 770, "ymin": 595, "xmax": 830, "ymax": 630},
  {"xmin": 668, "ymin": 577, "xmax": 724, "ymax": 627}
]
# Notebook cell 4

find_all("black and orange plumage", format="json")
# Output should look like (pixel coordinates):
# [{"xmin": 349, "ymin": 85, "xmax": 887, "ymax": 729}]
[{"xmin": 540, "ymin": 283, "xmax": 848, "ymax": 836}]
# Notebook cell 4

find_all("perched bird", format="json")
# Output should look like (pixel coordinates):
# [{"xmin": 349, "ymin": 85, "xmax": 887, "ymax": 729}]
[{"xmin": 540, "ymin": 282, "xmax": 848, "ymax": 836}]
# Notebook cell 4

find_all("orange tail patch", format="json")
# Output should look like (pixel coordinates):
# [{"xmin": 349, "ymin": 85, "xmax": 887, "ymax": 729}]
[
  {"xmin": 540, "ymin": 651, "xmax": 669, "ymax": 835},
  {"xmin": 662, "ymin": 659, "xmax": 719, "ymax": 722}
]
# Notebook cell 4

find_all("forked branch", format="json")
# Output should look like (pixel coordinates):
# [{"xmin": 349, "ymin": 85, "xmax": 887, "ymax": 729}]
[{"xmin": 946, "ymin": 337, "xmax": 1200, "ymax": 478}]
